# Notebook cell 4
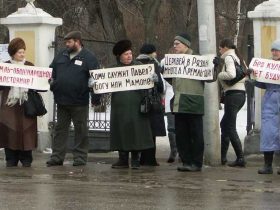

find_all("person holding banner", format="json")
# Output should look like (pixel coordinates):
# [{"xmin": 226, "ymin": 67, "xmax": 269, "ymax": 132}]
[
  {"xmin": 218, "ymin": 38, "xmax": 246, "ymax": 167},
  {"xmin": 46, "ymin": 31, "xmax": 100, "ymax": 167},
  {"xmin": 171, "ymin": 33, "xmax": 205, "ymax": 172},
  {"xmin": 110, "ymin": 40, "xmax": 154, "ymax": 169},
  {"xmin": 0, "ymin": 37, "xmax": 36, "ymax": 167},
  {"xmin": 256, "ymin": 39, "xmax": 280, "ymax": 175},
  {"xmin": 136, "ymin": 43, "xmax": 166, "ymax": 166}
]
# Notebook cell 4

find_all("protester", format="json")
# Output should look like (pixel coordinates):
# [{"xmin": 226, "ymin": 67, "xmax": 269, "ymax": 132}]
[
  {"xmin": 218, "ymin": 38, "xmax": 246, "ymax": 167},
  {"xmin": 0, "ymin": 38, "xmax": 36, "ymax": 167},
  {"xmin": 46, "ymin": 31, "xmax": 100, "ymax": 167},
  {"xmin": 136, "ymin": 43, "xmax": 166, "ymax": 166},
  {"xmin": 172, "ymin": 33, "xmax": 205, "ymax": 172},
  {"xmin": 256, "ymin": 39, "xmax": 280, "ymax": 175},
  {"xmin": 160, "ymin": 56, "xmax": 177, "ymax": 163},
  {"xmin": 110, "ymin": 40, "xmax": 154, "ymax": 169}
]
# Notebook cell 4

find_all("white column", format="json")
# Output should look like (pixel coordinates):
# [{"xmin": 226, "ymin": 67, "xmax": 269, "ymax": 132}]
[{"xmin": 0, "ymin": 1, "xmax": 62, "ymax": 151}]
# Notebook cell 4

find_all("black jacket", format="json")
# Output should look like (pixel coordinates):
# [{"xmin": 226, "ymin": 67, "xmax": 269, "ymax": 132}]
[
  {"xmin": 136, "ymin": 54, "xmax": 166, "ymax": 137},
  {"xmin": 50, "ymin": 48, "xmax": 99, "ymax": 105}
]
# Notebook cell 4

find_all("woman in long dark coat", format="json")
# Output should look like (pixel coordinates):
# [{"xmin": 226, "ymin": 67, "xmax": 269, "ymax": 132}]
[
  {"xmin": 0, "ymin": 38, "xmax": 37, "ymax": 167},
  {"xmin": 110, "ymin": 40, "xmax": 154, "ymax": 169}
]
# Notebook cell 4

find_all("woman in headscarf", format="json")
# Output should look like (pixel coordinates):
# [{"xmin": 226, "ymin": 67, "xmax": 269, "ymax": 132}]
[
  {"xmin": 110, "ymin": 40, "xmax": 154, "ymax": 169},
  {"xmin": 0, "ymin": 37, "xmax": 37, "ymax": 167}
]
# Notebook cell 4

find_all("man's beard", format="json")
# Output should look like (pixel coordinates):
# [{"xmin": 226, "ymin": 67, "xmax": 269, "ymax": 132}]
[{"xmin": 67, "ymin": 46, "xmax": 78, "ymax": 53}]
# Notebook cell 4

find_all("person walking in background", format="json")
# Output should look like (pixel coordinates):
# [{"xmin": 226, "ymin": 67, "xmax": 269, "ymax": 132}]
[
  {"xmin": 110, "ymin": 40, "xmax": 154, "ymax": 169},
  {"xmin": 136, "ymin": 43, "xmax": 166, "ymax": 166},
  {"xmin": 0, "ymin": 38, "xmax": 37, "ymax": 167},
  {"xmin": 172, "ymin": 33, "xmax": 205, "ymax": 172},
  {"xmin": 47, "ymin": 31, "xmax": 100, "ymax": 167},
  {"xmin": 218, "ymin": 38, "xmax": 246, "ymax": 167},
  {"xmin": 256, "ymin": 40, "xmax": 280, "ymax": 175}
]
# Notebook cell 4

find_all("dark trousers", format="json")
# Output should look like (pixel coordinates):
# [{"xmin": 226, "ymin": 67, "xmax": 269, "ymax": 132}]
[
  {"xmin": 140, "ymin": 137, "xmax": 157, "ymax": 165},
  {"xmin": 175, "ymin": 113, "xmax": 204, "ymax": 167},
  {"xmin": 51, "ymin": 104, "xmax": 89, "ymax": 163},
  {"xmin": 220, "ymin": 91, "xmax": 245, "ymax": 157},
  {"xmin": 5, "ymin": 148, "xmax": 32, "ymax": 165}
]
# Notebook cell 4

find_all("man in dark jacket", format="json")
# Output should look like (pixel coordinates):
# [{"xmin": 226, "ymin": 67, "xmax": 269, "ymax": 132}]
[{"xmin": 46, "ymin": 31, "xmax": 100, "ymax": 167}]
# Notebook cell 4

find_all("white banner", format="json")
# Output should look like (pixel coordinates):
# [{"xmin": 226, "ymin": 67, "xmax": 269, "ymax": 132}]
[
  {"xmin": 0, "ymin": 44, "xmax": 9, "ymax": 63},
  {"xmin": 163, "ymin": 54, "xmax": 215, "ymax": 80},
  {"xmin": 90, "ymin": 64, "xmax": 155, "ymax": 94},
  {"xmin": 0, "ymin": 63, "xmax": 52, "ymax": 90},
  {"xmin": 249, "ymin": 58, "xmax": 280, "ymax": 85}
]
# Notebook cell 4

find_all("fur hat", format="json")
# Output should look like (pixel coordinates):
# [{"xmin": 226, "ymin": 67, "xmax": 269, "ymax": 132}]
[
  {"xmin": 271, "ymin": 39, "xmax": 280, "ymax": 51},
  {"xmin": 113, "ymin": 39, "xmax": 132, "ymax": 56},
  {"xmin": 174, "ymin": 33, "xmax": 192, "ymax": 47},
  {"xmin": 140, "ymin": 43, "xmax": 156, "ymax": 54},
  {"xmin": 8, "ymin": 38, "xmax": 26, "ymax": 57},
  {"xmin": 64, "ymin": 31, "xmax": 82, "ymax": 42}
]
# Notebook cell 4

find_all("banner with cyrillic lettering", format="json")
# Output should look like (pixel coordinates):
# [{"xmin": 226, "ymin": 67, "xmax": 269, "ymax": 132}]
[
  {"xmin": 90, "ymin": 64, "xmax": 154, "ymax": 94},
  {"xmin": 249, "ymin": 58, "xmax": 280, "ymax": 85},
  {"xmin": 163, "ymin": 54, "xmax": 215, "ymax": 80},
  {"xmin": 0, "ymin": 63, "xmax": 52, "ymax": 90}
]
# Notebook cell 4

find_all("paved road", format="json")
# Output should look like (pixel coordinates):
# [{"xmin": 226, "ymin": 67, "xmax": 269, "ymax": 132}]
[{"xmin": 0, "ymin": 152, "xmax": 279, "ymax": 210}]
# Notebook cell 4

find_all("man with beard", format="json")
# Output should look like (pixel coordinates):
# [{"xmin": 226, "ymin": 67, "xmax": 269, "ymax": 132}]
[{"xmin": 46, "ymin": 31, "xmax": 100, "ymax": 167}]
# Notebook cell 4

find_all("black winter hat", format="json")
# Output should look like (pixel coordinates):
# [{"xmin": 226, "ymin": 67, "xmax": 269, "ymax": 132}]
[
  {"xmin": 64, "ymin": 31, "xmax": 82, "ymax": 42},
  {"xmin": 113, "ymin": 39, "xmax": 132, "ymax": 56},
  {"xmin": 174, "ymin": 33, "xmax": 192, "ymax": 47},
  {"xmin": 140, "ymin": 43, "xmax": 156, "ymax": 54}
]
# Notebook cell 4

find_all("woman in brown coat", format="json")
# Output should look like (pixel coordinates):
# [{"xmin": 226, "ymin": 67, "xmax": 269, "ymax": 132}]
[{"xmin": 0, "ymin": 38, "xmax": 37, "ymax": 167}]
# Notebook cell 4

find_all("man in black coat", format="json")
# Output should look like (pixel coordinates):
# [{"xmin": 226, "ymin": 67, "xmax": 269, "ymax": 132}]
[{"xmin": 46, "ymin": 31, "xmax": 100, "ymax": 167}]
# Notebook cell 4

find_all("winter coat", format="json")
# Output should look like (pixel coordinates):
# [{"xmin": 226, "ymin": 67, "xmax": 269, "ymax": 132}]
[
  {"xmin": 0, "ymin": 61, "xmax": 37, "ymax": 150},
  {"xmin": 136, "ymin": 54, "xmax": 166, "ymax": 137},
  {"xmin": 172, "ymin": 49, "xmax": 205, "ymax": 115},
  {"xmin": 110, "ymin": 60, "xmax": 154, "ymax": 151},
  {"xmin": 255, "ymin": 82, "xmax": 280, "ymax": 151},
  {"xmin": 218, "ymin": 49, "xmax": 245, "ymax": 92},
  {"xmin": 50, "ymin": 48, "xmax": 99, "ymax": 105}
]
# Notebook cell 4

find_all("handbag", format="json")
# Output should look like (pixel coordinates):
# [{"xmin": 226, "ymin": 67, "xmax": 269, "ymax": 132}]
[
  {"xmin": 24, "ymin": 90, "xmax": 47, "ymax": 117},
  {"xmin": 224, "ymin": 55, "xmax": 246, "ymax": 86},
  {"xmin": 140, "ymin": 95, "xmax": 151, "ymax": 114},
  {"xmin": 140, "ymin": 88, "xmax": 164, "ymax": 114}
]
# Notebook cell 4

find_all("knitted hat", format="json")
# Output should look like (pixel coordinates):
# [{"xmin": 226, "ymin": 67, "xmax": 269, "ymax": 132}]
[
  {"xmin": 174, "ymin": 33, "xmax": 192, "ymax": 47},
  {"xmin": 271, "ymin": 39, "xmax": 280, "ymax": 51},
  {"xmin": 64, "ymin": 31, "xmax": 82, "ymax": 42},
  {"xmin": 140, "ymin": 43, "xmax": 156, "ymax": 54},
  {"xmin": 8, "ymin": 37, "xmax": 26, "ymax": 57},
  {"xmin": 113, "ymin": 39, "xmax": 132, "ymax": 56}
]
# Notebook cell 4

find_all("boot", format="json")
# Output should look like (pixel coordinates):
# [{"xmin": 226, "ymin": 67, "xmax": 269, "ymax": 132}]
[
  {"xmin": 167, "ymin": 132, "xmax": 177, "ymax": 163},
  {"xmin": 258, "ymin": 152, "xmax": 273, "ymax": 174},
  {"xmin": 227, "ymin": 137, "xmax": 246, "ymax": 167},
  {"xmin": 111, "ymin": 151, "xmax": 129, "ymax": 169},
  {"xmin": 131, "ymin": 151, "xmax": 140, "ymax": 169},
  {"xmin": 140, "ymin": 138, "xmax": 159, "ymax": 166},
  {"xmin": 221, "ymin": 136, "xmax": 230, "ymax": 165}
]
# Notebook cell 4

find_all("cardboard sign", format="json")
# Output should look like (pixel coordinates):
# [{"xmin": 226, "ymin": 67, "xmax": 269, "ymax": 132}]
[
  {"xmin": 90, "ymin": 64, "xmax": 155, "ymax": 94},
  {"xmin": 163, "ymin": 54, "xmax": 215, "ymax": 80},
  {"xmin": 249, "ymin": 58, "xmax": 280, "ymax": 85},
  {"xmin": 0, "ymin": 62, "xmax": 52, "ymax": 90}
]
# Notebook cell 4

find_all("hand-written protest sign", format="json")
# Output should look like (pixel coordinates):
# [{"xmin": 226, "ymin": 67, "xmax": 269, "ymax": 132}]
[
  {"xmin": 89, "ymin": 64, "xmax": 154, "ymax": 94},
  {"xmin": 163, "ymin": 54, "xmax": 215, "ymax": 80},
  {"xmin": 0, "ymin": 63, "xmax": 52, "ymax": 90},
  {"xmin": 249, "ymin": 58, "xmax": 280, "ymax": 85}
]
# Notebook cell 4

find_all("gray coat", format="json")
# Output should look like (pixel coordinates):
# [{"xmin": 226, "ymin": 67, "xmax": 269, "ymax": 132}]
[{"xmin": 256, "ymin": 82, "xmax": 280, "ymax": 151}]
